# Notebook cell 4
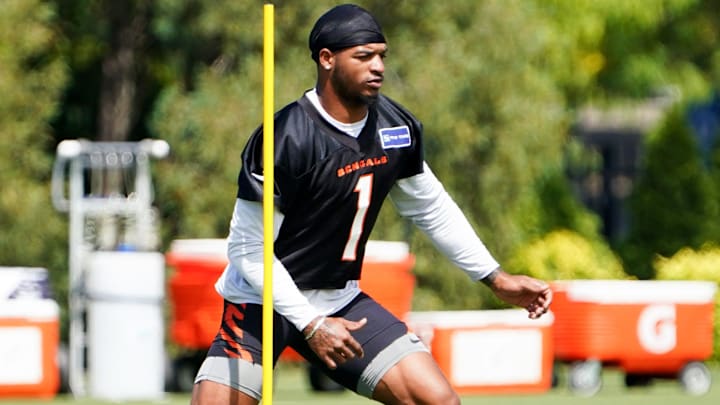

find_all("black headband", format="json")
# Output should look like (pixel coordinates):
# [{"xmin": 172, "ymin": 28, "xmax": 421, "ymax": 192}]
[{"xmin": 308, "ymin": 4, "xmax": 386, "ymax": 62}]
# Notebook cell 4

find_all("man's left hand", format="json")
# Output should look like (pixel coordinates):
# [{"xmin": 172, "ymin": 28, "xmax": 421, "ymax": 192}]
[{"xmin": 484, "ymin": 269, "xmax": 552, "ymax": 319}]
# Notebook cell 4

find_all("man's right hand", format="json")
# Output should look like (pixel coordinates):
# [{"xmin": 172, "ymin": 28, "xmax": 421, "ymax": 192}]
[{"xmin": 304, "ymin": 316, "xmax": 367, "ymax": 369}]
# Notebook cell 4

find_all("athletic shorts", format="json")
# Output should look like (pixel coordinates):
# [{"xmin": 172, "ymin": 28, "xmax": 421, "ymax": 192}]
[{"xmin": 194, "ymin": 292, "xmax": 428, "ymax": 400}]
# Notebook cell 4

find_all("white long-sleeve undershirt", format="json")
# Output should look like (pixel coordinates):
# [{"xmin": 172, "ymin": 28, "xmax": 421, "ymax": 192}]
[
  {"xmin": 389, "ymin": 162, "xmax": 500, "ymax": 281},
  {"xmin": 215, "ymin": 200, "xmax": 358, "ymax": 332},
  {"xmin": 215, "ymin": 162, "xmax": 499, "ymax": 332}
]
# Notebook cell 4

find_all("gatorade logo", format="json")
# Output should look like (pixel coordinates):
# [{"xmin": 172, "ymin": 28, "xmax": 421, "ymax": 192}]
[{"xmin": 636, "ymin": 304, "xmax": 676, "ymax": 354}]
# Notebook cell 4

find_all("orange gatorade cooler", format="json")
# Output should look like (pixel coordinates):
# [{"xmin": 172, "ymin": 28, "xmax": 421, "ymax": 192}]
[
  {"xmin": 166, "ymin": 239, "xmax": 228, "ymax": 350},
  {"xmin": 551, "ymin": 280, "xmax": 717, "ymax": 396},
  {"xmin": 0, "ymin": 267, "xmax": 59, "ymax": 399},
  {"xmin": 408, "ymin": 310, "xmax": 554, "ymax": 395},
  {"xmin": 0, "ymin": 299, "xmax": 59, "ymax": 399},
  {"xmin": 359, "ymin": 240, "xmax": 416, "ymax": 322}
]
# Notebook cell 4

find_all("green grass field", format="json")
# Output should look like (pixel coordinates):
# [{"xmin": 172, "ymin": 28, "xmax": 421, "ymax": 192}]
[{"xmin": 2, "ymin": 362, "xmax": 719, "ymax": 405}]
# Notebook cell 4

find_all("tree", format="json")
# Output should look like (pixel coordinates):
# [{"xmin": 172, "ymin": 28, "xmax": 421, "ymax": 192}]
[
  {"xmin": 598, "ymin": 0, "xmax": 720, "ymax": 100},
  {"xmin": 621, "ymin": 106, "xmax": 719, "ymax": 279},
  {"xmin": 0, "ymin": 0, "xmax": 68, "ymax": 311},
  {"xmin": 52, "ymin": 0, "xmax": 165, "ymax": 143}
]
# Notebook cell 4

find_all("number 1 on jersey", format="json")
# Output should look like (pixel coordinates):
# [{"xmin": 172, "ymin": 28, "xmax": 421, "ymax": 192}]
[{"xmin": 342, "ymin": 174, "xmax": 373, "ymax": 261}]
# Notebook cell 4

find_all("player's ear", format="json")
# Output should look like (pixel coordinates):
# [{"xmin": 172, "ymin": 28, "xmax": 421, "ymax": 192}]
[{"xmin": 318, "ymin": 48, "xmax": 334, "ymax": 70}]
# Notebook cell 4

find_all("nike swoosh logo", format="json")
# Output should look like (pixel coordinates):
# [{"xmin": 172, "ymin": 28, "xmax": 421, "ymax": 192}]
[{"xmin": 251, "ymin": 172, "xmax": 264, "ymax": 182}]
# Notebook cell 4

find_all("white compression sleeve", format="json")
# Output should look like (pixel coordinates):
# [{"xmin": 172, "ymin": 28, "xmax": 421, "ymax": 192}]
[
  {"xmin": 389, "ymin": 162, "xmax": 500, "ymax": 281},
  {"xmin": 226, "ymin": 199, "xmax": 319, "ymax": 330}
]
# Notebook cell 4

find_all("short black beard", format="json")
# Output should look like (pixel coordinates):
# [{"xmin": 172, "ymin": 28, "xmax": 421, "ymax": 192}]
[
  {"xmin": 331, "ymin": 67, "xmax": 378, "ymax": 108},
  {"xmin": 364, "ymin": 93, "xmax": 379, "ymax": 106}
]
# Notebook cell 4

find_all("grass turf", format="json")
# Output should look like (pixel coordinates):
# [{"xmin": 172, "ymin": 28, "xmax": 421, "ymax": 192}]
[{"xmin": 1, "ymin": 362, "xmax": 719, "ymax": 405}]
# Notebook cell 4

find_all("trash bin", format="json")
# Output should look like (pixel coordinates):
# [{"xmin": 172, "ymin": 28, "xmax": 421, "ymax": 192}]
[
  {"xmin": 85, "ymin": 252, "xmax": 165, "ymax": 401},
  {"xmin": 551, "ymin": 280, "xmax": 717, "ymax": 396},
  {"xmin": 0, "ymin": 267, "xmax": 59, "ymax": 399},
  {"xmin": 408, "ymin": 309, "xmax": 555, "ymax": 395}
]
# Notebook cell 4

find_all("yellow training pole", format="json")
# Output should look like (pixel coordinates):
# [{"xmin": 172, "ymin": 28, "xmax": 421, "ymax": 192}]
[{"xmin": 262, "ymin": 2, "xmax": 275, "ymax": 403}]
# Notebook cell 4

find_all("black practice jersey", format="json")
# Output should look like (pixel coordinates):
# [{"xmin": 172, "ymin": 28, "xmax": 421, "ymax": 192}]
[{"xmin": 237, "ymin": 93, "xmax": 424, "ymax": 289}]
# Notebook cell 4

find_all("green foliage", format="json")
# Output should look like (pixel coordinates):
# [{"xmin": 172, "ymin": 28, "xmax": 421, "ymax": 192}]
[
  {"xmin": 507, "ymin": 229, "xmax": 627, "ymax": 281},
  {"xmin": 620, "ymin": 106, "xmax": 719, "ymax": 279},
  {"xmin": 597, "ymin": 0, "xmax": 717, "ymax": 99},
  {"xmin": 409, "ymin": 236, "xmax": 504, "ymax": 311},
  {"xmin": 149, "ymin": 0, "xmax": 322, "ymax": 241},
  {"xmin": 0, "ymin": 0, "xmax": 67, "ymax": 170},
  {"xmin": 151, "ymin": 70, "xmax": 263, "ymax": 240},
  {"xmin": 0, "ymin": 0, "xmax": 69, "ymax": 305},
  {"xmin": 655, "ymin": 244, "xmax": 720, "ymax": 281},
  {"xmin": 710, "ymin": 114, "xmax": 720, "ymax": 214},
  {"xmin": 531, "ymin": 168, "xmax": 605, "ymax": 242},
  {"xmin": 654, "ymin": 245, "xmax": 720, "ymax": 361},
  {"xmin": 384, "ymin": 1, "xmax": 569, "ymax": 259}
]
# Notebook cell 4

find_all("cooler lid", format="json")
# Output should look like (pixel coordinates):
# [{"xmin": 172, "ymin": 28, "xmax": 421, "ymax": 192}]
[
  {"xmin": 554, "ymin": 280, "xmax": 717, "ymax": 304},
  {"xmin": 0, "ymin": 299, "xmax": 59, "ymax": 319}
]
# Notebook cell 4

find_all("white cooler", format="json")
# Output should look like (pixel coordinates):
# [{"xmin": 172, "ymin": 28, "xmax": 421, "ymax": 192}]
[
  {"xmin": 85, "ymin": 252, "xmax": 165, "ymax": 401},
  {"xmin": 408, "ymin": 309, "xmax": 554, "ymax": 395}
]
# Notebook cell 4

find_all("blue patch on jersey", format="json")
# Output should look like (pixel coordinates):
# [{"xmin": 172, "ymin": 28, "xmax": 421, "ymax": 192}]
[{"xmin": 379, "ymin": 126, "xmax": 411, "ymax": 149}]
